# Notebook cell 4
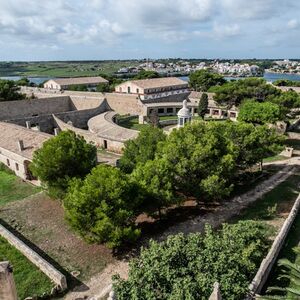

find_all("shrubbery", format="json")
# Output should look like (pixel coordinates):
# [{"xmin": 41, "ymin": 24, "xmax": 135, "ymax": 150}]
[
  {"xmin": 113, "ymin": 221, "xmax": 271, "ymax": 300},
  {"xmin": 30, "ymin": 130, "xmax": 97, "ymax": 198}
]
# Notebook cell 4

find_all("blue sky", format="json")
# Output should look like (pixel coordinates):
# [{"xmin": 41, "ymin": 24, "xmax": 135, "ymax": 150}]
[{"xmin": 0, "ymin": 0, "xmax": 299, "ymax": 61}]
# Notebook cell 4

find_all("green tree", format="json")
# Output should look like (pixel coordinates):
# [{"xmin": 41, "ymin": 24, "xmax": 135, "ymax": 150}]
[
  {"xmin": 96, "ymin": 82, "xmax": 110, "ymax": 92},
  {"xmin": 0, "ymin": 79, "xmax": 26, "ymax": 101},
  {"xmin": 189, "ymin": 70, "xmax": 226, "ymax": 92},
  {"xmin": 68, "ymin": 84, "xmax": 88, "ymax": 91},
  {"xmin": 238, "ymin": 100, "xmax": 283, "ymax": 124},
  {"xmin": 119, "ymin": 126, "xmax": 167, "ymax": 174},
  {"xmin": 156, "ymin": 121, "xmax": 236, "ymax": 201},
  {"xmin": 133, "ymin": 70, "xmax": 160, "ymax": 80},
  {"xmin": 113, "ymin": 221, "xmax": 270, "ymax": 300},
  {"xmin": 211, "ymin": 78, "xmax": 281, "ymax": 107},
  {"xmin": 130, "ymin": 158, "xmax": 179, "ymax": 219},
  {"xmin": 198, "ymin": 93, "xmax": 209, "ymax": 119},
  {"xmin": 16, "ymin": 77, "xmax": 30, "ymax": 86},
  {"xmin": 64, "ymin": 165, "xmax": 142, "ymax": 248},
  {"xmin": 155, "ymin": 121, "xmax": 283, "ymax": 201},
  {"xmin": 268, "ymin": 90, "xmax": 300, "ymax": 109},
  {"xmin": 273, "ymin": 79, "xmax": 300, "ymax": 87},
  {"xmin": 30, "ymin": 130, "xmax": 97, "ymax": 198}
]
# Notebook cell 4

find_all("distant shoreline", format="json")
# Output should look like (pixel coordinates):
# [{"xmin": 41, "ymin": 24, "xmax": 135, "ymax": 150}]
[{"xmin": 265, "ymin": 70, "xmax": 300, "ymax": 76}]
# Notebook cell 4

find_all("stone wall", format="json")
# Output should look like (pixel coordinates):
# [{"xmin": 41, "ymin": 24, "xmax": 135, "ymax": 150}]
[
  {"xmin": 0, "ymin": 223, "xmax": 67, "ymax": 290},
  {"xmin": 6, "ymin": 101, "xmax": 107, "ymax": 134},
  {"xmin": 105, "ymin": 93, "xmax": 144, "ymax": 115},
  {"xmin": 0, "ymin": 97, "xmax": 72, "ymax": 121},
  {"xmin": 247, "ymin": 192, "xmax": 300, "ymax": 298},
  {"xmin": 53, "ymin": 115, "xmax": 125, "ymax": 153}
]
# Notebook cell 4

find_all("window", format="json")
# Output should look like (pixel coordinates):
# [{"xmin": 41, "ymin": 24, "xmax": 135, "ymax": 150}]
[
  {"xmin": 6, "ymin": 159, "xmax": 10, "ymax": 166},
  {"xmin": 194, "ymin": 108, "xmax": 198, "ymax": 113},
  {"xmin": 158, "ymin": 108, "xmax": 164, "ymax": 114},
  {"xmin": 127, "ymin": 86, "xmax": 131, "ymax": 93},
  {"xmin": 167, "ymin": 108, "xmax": 173, "ymax": 113},
  {"xmin": 15, "ymin": 163, "xmax": 19, "ymax": 171},
  {"xmin": 136, "ymin": 88, "xmax": 139, "ymax": 93},
  {"xmin": 104, "ymin": 140, "xmax": 108, "ymax": 149}
]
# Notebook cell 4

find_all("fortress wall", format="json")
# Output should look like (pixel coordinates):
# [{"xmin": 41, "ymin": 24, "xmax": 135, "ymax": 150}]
[
  {"xmin": 0, "ymin": 97, "xmax": 71, "ymax": 121},
  {"xmin": 104, "ymin": 93, "xmax": 144, "ymax": 115},
  {"xmin": 54, "ymin": 115, "xmax": 125, "ymax": 153}
]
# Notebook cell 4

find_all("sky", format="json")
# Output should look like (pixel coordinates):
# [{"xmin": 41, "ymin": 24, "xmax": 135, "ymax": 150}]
[{"xmin": 0, "ymin": 0, "xmax": 299, "ymax": 61}]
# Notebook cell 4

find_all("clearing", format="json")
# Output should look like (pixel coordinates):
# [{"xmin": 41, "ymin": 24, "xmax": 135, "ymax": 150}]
[
  {"xmin": 0, "ymin": 236, "xmax": 53, "ymax": 299},
  {"xmin": 0, "ymin": 165, "xmax": 40, "ymax": 206}
]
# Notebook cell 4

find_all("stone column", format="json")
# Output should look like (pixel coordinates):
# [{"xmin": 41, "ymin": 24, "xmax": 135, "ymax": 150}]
[
  {"xmin": 54, "ymin": 128, "xmax": 60, "ymax": 136},
  {"xmin": 0, "ymin": 261, "xmax": 18, "ymax": 300},
  {"xmin": 209, "ymin": 282, "xmax": 222, "ymax": 300},
  {"xmin": 25, "ymin": 121, "xmax": 31, "ymax": 129}
]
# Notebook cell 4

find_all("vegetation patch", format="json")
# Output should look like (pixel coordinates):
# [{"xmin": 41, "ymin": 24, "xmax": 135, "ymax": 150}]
[
  {"xmin": 0, "ymin": 164, "xmax": 40, "ymax": 206},
  {"xmin": 0, "ymin": 236, "xmax": 53, "ymax": 299}
]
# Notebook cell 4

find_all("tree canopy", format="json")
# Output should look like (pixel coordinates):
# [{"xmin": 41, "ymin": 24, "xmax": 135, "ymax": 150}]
[
  {"xmin": 238, "ymin": 100, "xmax": 283, "ymax": 124},
  {"xmin": 198, "ymin": 93, "xmax": 209, "ymax": 119},
  {"xmin": 113, "ymin": 221, "xmax": 270, "ymax": 300},
  {"xmin": 189, "ymin": 70, "xmax": 226, "ymax": 92},
  {"xmin": 0, "ymin": 79, "xmax": 26, "ymax": 101},
  {"xmin": 119, "ymin": 126, "xmax": 167, "ymax": 174},
  {"xmin": 133, "ymin": 70, "xmax": 160, "ymax": 80},
  {"xmin": 30, "ymin": 130, "xmax": 97, "ymax": 198},
  {"xmin": 211, "ymin": 78, "xmax": 281, "ymax": 107},
  {"xmin": 268, "ymin": 90, "xmax": 300, "ymax": 109},
  {"xmin": 273, "ymin": 79, "xmax": 300, "ymax": 87},
  {"xmin": 64, "ymin": 165, "xmax": 142, "ymax": 248}
]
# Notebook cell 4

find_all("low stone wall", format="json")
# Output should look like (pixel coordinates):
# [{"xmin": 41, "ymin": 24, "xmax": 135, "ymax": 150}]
[
  {"xmin": 0, "ymin": 223, "xmax": 67, "ymax": 290},
  {"xmin": 247, "ymin": 192, "xmax": 300, "ymax": 298}
]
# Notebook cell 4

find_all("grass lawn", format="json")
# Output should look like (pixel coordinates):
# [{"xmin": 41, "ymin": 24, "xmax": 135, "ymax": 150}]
[
  {"xmin": 234, "ymin": 170, "xmax": 300, "ymax": 225},
  {"xmin": 117, "ymin": 116, "xmax": 148, "ymax": 131},
  {"xmin": 0, "ymin": 167, "xmax": 40, "ymax": 206},
  {"xmin": 263, "ymin": 155, "xmax": 289, "ymax": 163},
  {"xmin": 0, "ymin": 236, "xmax": 53, "ymax": 299}
]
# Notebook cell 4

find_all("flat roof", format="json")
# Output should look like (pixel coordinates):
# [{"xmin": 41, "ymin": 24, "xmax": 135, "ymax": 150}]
[
  {"xmin": 48, "ymin": 76, "xmax": 108, "ymax": 86},
  {"xmin": 0, "ymin": 122, "xmax": 51, "ymax": 160}
]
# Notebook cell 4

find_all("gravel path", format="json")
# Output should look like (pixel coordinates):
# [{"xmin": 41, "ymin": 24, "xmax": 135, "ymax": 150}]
[{"xmin": 63, "ymin": 162, "xmax": 298, "ymax": 300}]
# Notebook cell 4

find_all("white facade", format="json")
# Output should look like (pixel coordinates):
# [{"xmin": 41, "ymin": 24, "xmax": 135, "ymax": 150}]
[{"xmin": 115, "ymin": 78, "xmax": 189, "ymax": 101}]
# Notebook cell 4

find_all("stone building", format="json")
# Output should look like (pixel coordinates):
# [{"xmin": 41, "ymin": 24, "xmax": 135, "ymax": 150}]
[
  {"xmin": 43, "ymin": 76, "xmax": 108, "ymax": 90},
  {"xmin": 0, "ymin": 122, "xmax": 50, "ymax": 181},
  {"xmin": 115, "ymin": 77, "xmax": 189, "ymax": 100}
]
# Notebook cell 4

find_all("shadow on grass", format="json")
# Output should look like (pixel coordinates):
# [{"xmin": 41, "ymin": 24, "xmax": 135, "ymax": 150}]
[{"xmin": 0, "ymin": 219, "xmax": 88, "ymax": 297}]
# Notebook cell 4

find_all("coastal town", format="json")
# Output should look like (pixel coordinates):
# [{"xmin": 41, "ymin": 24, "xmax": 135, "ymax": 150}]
[{"xmin": 117, "ymin": 60, "xmax": 263, "ymax": 77}]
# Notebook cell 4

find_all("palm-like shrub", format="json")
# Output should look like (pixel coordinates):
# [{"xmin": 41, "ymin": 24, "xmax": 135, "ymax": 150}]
[{"xmin": 259, "ymin": 247, "xmax": 300, "ymax": 299}]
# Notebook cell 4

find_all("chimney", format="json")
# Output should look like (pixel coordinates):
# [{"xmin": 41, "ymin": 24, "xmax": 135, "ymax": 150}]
[{"xmin": 17, "ymin": 140, "xmax": 24, "ymax": 151}]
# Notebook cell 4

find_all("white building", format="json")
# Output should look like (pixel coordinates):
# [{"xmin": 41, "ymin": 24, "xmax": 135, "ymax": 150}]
[
  {"xmin": 114, "ymin": 77, "xmax": 189, "ymax": 101},
  {"xmin": 44, "ymin": 76, "xmax": 108, "ymax": 90}
]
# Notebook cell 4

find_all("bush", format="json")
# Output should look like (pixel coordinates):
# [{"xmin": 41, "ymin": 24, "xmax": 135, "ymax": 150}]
[
  {"xmin": 113, "ymin": 221, "xmax": 271, "ymax": 300},
  {"xmin": 64, "ymin": 165, "xmax": 142, "ymax": 248},
  {"xmin": 30, "ymin": 130, "xmax": 97, "ymax": 198},
  {"xmin": 119, "ymin": 126, "xmax": 166, "ymax": 174}
]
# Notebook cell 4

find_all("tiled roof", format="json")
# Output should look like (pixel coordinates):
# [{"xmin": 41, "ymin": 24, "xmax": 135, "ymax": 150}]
[
  {"xmin": 0, "ymin": 122, "xmax": 51, "ymax": 160},
  {"xmin": 129, "ymin": 77, "xmax": 188, "ymax": 89},
  {"xmin": 49, "ymin": 76, "xmax": 108, "ymax": 86}
]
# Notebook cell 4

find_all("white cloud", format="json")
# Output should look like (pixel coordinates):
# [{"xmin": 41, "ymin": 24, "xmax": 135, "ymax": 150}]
[
  {"xmin": 213, "ymin": 23, "xmax": 240, "ymax": 38},
  {"xmin": 287, "ymin": 19, "xmax": 299, "ymax": 29}
]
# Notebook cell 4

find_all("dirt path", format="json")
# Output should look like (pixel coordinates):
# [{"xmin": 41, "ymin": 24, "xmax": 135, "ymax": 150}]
[{"xmin": 63, "ymin": 163, "xmax": 298, "ymax": 299}]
